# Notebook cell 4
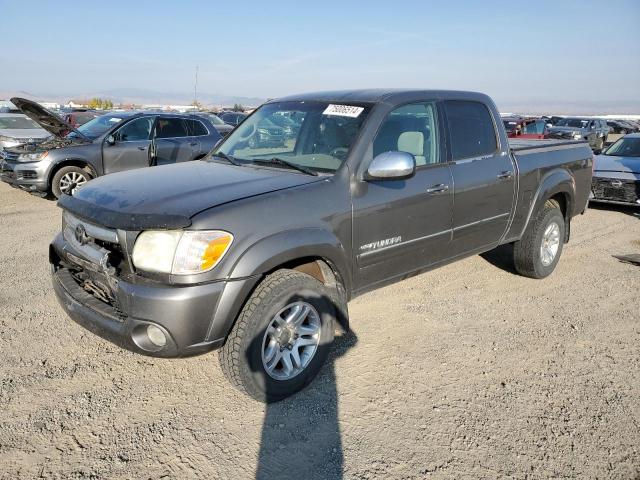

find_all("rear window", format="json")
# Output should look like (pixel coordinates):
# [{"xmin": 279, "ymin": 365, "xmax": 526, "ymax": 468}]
[
  {"xmin": 155, "ymin": 118, "xmax": 188, "ymax": 138},
  {"xmin": 444, "ymin": 100, "xmax": 498, "ymax": 160}
]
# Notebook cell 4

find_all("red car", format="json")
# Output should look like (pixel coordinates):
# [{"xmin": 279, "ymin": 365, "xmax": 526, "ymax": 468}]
[
  {"xmin": 503, "ymin": 117, "xmax": 549, "ymax": 139},
  {"xmin": 63, "ymin": 111, "xmax": 101, "ymax": 129}
]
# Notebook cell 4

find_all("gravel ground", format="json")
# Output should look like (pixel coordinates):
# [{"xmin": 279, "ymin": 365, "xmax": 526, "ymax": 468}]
[{"xmin": 0, "ymin": 181, "xmax": 639, "ymax": 479}]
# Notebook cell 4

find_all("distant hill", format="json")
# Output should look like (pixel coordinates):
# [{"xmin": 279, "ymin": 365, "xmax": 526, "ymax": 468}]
[{"xmin": 0, "ymin": 88, "xmax": 266, "ymax": 108}]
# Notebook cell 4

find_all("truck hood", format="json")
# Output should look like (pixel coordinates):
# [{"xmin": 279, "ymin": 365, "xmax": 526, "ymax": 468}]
[
  {"xmin": 58, "ymin": 160, "xmax": 324, "ymax": 230},
  {"xmin": 10, "ymin": 97, "xmax": 90, "ymax": 141},
  {"xmin": 594, "ymin": 154, "xmax": 640, "ymax": 174}
]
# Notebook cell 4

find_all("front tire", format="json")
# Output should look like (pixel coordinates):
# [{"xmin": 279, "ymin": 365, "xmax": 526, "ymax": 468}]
[
  {"xmin": 513, "ymin": 199, "xmax": 565, "ymax": 279},
  {"xmin": 219, "ymin": 269, "xmax": 336, "ymax": 403},
  {"xmin": 51, "ymin": 166, "xmax": 92, "ymax": 198}
]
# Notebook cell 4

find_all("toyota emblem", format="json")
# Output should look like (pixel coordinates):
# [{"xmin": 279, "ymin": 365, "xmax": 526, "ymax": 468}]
[
  {"xmin": 610, "ymin": 180, "xmax": 623, "ymax": 188},
  {"xmin": 74, "ymin": 224, "xmax": 89, "ymax": 245}
]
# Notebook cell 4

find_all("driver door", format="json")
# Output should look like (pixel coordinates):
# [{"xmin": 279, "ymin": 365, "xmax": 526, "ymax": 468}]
[
  {"xmin": 102, "ymin": 116, "xmax": 154, "ymax": 174},
  {"xmin": 352, "ymin": 101, "xmax": 453, "ymax": 291}
]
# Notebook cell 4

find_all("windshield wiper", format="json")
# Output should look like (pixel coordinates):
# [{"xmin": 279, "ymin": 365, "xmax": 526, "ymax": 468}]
[
  {"xmin": 214, "ymin": 151, "xmax": 242, "ymax": 166},
  {"xmin": 252, "ymin": 157, "xmax": 318, "ymax": 176}
]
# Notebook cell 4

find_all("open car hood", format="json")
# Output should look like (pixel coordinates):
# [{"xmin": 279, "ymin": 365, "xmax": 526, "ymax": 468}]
[{"xmin": 10, "ymin": 97, "xmax": 90, "ymax": 141}]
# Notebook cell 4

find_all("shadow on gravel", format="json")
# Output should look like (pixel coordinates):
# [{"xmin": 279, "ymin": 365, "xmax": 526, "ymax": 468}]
[
  {"xmin": 254, "ymin": 329, "xmax": 358, "ymax": 480},
  {"xmin": 588, "ymin": 202, "xmax": 640, "ymax": 219},
  {"xmin": 479, "ymin": 243, "xmax": 517, "ymax": 275}
]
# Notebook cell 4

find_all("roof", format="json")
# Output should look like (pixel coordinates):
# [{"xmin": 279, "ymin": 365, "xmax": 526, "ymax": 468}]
[
  {"xmin": 623, "ymin": 133, "xmax": 640, "ymax": 138},
  {"xmin": 272, "ymin": 89, "xmax": 492, "ymax": 106}
]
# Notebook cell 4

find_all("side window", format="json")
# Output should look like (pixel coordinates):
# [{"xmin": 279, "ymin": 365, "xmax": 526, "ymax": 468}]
[
  {"xmin": 114, "ymin": 117, "xmax": 153, "ymax": 142},
  {"xmin": 184, "ymin": 119, "xmax": 208, "ymax": 136},
  {"xmin": 373, "ymin": 102, "xmax": 439, "ymax": 166},
  {"xmin": 443, "ymin": 100, "xmax": 498, "ymax": 160},
  {"xmin": 155, "ymin": 118, "xmax": 188, "ymax": 138}
]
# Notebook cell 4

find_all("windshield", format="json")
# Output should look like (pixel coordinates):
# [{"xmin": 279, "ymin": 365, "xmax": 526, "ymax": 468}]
[
  {"xmin": 556, "ymin": 118, "xmax": 589, "ymax": 128},
  {"xmin": 69, "ymin": 114, "xmax": 127, "ymax": 140},
  {"xmin": 214, "ymin": 101, "xmax": 371, "ymax": 173},
  {"xmin": 603, "ymin": 137, "xmax": 640, "ymax": 157},
  {"xmin": 0, "ymin": 116, "xmax": 42, "ymax": 130}
]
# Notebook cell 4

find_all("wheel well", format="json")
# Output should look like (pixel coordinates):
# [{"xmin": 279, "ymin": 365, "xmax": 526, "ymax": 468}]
[
  {"xmin": 272, "ymin": 257, "xmax": 343, "ymax": 290},
  {"xmin": 549, "ymin": 192, "xmax": 571, "ymax": 242},
  {"xmin": 48, "ymin": 160, "xmax": 96, "ymax": 188},
  {"xmin": 267, "ymin": 256, "xmax": 350, "ymax": 332}
]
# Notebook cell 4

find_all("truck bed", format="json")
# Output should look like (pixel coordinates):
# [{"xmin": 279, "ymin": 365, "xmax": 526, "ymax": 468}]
[
  {"xmin": 503, "ymin": 138, "xmax": 593, "ymax": 243},
  {"xmin": 509, "ymin": 138, "xmax": 586, "ymax": 152}
]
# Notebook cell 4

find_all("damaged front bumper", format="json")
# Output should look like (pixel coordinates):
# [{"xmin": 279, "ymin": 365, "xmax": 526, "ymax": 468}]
[{"xmin": 49, "ymin": 225, "xmax": 257, "ymax": 358}]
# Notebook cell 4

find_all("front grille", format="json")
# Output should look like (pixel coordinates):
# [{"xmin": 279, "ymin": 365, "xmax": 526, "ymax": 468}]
[
  {"xmin": 592, "ymin": 177, "xmax": 640, "ymax": 204},
  {"xmin": 16, "ymin": 170, "xmax": 37, "ymax": 180},
  {"xmin": 548, "ymin": 131, "xmax": 575, "ymax": 139},
  {"xmin": 61, "ymin": 212, "xmax": 129, "ymax": 318}
]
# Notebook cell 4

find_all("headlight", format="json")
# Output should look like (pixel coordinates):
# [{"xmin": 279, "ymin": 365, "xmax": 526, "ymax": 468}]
[
  {"xmin": 572, "ymin": 133, "xmax": 582, "ymax": 140},
  {"xmin": 17, "ymin": 151, "xmax": 48, "ymax": 162},
  {"xmin": 132, "ymin": 230, "xmax": 233, "ymax": 275}
]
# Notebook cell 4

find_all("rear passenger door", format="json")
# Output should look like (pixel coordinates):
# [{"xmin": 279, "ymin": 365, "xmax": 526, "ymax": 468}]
[
  {"xmin": 352, "ymin": 101, "xmax": 453, "ymax": 290},
  {"xmin": 444, "ymin": 100, "xmax": 516, "ymax": 255},
  {"xmin": 152, "ymin": 117, "xmax": 195, "ymax": 165}
]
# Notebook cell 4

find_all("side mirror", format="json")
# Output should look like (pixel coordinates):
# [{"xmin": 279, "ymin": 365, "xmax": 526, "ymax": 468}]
[
  {"xmin": 366, "ymin": 151, "xmax": 416, "ymax": 180},
  {"xmin": 106, "ymin": 135, "xmax": 116, "ymax": 145}
]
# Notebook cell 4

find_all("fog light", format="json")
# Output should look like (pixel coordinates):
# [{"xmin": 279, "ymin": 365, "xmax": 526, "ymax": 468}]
[{"xmin": 147, "ymin": 325, "xmax": 167, "ymax": 347}]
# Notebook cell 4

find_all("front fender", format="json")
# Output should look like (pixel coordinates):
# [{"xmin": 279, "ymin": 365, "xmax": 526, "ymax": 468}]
[
  {"xmin": 520, "ymin": 168, "xmax": 575, "ymax": 239},
  {"xmin": 229, "ymin": 227, "xmax": 352, "ymax": 293}
]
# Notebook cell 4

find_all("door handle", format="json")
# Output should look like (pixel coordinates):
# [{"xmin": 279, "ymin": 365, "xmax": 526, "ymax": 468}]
[
  {"xmin": 426, "ymin": 184, "xmax": 449, "ymax": 194},
  {"xmin": 189, "ymin": 141, "xmax": 198, "ymax": 146},
  {"xmin": 497, "ymin": 170, "xmax": 513, "ymax": 179}
]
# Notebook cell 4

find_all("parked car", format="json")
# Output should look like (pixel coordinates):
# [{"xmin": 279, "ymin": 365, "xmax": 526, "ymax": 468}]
[
  {"xmin": 218, "ymin": 111, "xmax": 248, "ymax": 126},
  {"xmin": 0, "ymin": 98, "xmax": 220, "ymax": 198},
  {"xmin": 590, "ymin": 133, "xmax": 640, "ymax": 206},
  {"xmin": 547, "ymin": 117, "xmax": 609, "ymax": 152},
  {"xmin": 197, "ymin": 113, "xmax": 234, "ymax": 137},
  {"xmin": 63, "ymin": 110, "xmax": 101, "ymax": 129},
  {"xmin": 0, "ymin": 113, "xmax": 52, "ymax": 149},
  {"xmin": 49, "ymin": 89, "xmax": 592, "ymax": 402},
  {"xmin": 247, "ymin": 118, "xmax": 286, "ymax": 147},
  {"xmin": 503, "ymin": 117, "xmax": 549, "ymax": 139},
  {"xmin": 268, "ymin": 113, "xmax": 301, "ymax": 138}
]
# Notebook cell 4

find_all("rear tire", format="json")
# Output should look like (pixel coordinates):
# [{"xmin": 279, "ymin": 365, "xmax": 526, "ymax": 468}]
[
  {"xmin": 219, "ymin": 269, "xmax": 336, "ymax": 403},
  {"xmin": 51, "ymin": 166, "xmax": 92, "ymax": 199},
  {"xmin": 513, "ymin": 199, "xmax": 565, "ymax": 279}
]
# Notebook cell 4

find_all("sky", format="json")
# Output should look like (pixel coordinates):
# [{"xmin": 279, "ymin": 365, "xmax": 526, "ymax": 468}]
[{"xmin": 1, "ymin": 0, "xmax": 639, "ymax": 113}]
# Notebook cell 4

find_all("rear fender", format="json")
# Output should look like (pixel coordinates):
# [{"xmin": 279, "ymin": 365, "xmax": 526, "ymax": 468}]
[{"xmin": 520, "ymin": 169, "xmax": 575, "ymax": 241}]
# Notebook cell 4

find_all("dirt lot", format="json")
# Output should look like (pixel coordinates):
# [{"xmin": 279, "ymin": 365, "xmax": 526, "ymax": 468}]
[{"xmin": 0, "ymin": 181, "xmax": 638, "ymax": 479}]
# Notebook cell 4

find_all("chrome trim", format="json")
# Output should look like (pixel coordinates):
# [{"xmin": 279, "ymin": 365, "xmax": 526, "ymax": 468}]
[
  {"xmin": 453, "ymin": 212, "xmax": 510, "ymax": 232},
  {"xmin": 63, "ymin": 212, "xmax": 119, "ymax": 243}
]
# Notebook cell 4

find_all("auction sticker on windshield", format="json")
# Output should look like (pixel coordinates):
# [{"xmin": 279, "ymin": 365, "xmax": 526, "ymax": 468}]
[{"xmin": 323, "ymin": 104, "xmax": 364, "ymax": 118}]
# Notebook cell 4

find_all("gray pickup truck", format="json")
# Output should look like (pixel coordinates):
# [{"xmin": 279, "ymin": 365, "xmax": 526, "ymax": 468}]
[{"xmin": 49, "ymin": 89, "xmax": 592, "ymax": 402}]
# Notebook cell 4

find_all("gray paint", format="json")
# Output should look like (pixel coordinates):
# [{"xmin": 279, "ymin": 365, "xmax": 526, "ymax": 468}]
[{"xmin": 49, "ymin": 89, "xmax": 593, "ymax": 358}]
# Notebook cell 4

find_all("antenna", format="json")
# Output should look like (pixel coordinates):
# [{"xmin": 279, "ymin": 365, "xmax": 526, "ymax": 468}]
[{"xmin": 193, "ymin": 65, "xmax": 199, "ymax": 112}]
